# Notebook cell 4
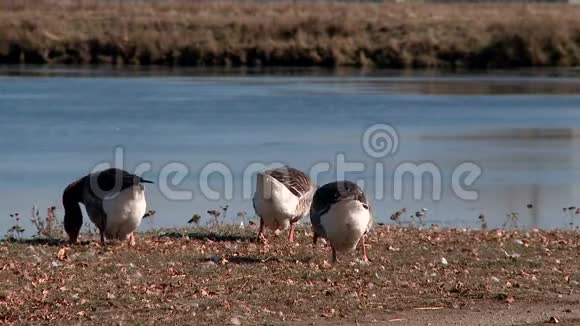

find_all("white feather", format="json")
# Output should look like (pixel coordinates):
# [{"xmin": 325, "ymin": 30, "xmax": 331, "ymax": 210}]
[
  {"xmin": 253, "ymin": 173, "xmax": 300, "ymax": 230},
  {"xmin": 320, "ymin": 199, "xmax": 371, "ymax": 252},
  {"xmin": 102, "ymin": 185, "xmax": 147, "ymax": 240}
]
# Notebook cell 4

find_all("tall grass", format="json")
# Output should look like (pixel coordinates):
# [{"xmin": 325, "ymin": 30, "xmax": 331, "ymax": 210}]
[{"xmin": 1, "ymin": 0, "xmax": 579, "ymax": 68}]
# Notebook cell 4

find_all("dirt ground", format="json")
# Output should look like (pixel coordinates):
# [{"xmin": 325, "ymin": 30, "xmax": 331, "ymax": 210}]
[{"xmin": 1, "ymin": 226, "xmax": 579, "ymax": 325}]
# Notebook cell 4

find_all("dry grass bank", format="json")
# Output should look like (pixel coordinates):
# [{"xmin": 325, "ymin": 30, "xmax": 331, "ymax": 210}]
[
  {"xmin": 0, "ymin": 226, "xmax": 579, "ymax": 324},
  {"xmin": 1, "ymin": 0, "xmax": 580, "ymax": 68}
]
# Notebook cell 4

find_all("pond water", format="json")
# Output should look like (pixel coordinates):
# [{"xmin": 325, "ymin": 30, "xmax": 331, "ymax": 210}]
[{"xmin": 2, "ymin": 66, "xmax": 580, "ymax": 235}]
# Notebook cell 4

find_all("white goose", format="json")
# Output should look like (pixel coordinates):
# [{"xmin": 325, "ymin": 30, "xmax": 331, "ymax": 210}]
[
  {"xmin": 310, "ymin": 181, "xmax": 372, "ymax": 263},
  {"xmin": 252, "ymin": 166, "xmax": 316, "ymax": 243},
  {"xmin": 62, "ymin": 168, "xmax": 152, "ymax": 246}
]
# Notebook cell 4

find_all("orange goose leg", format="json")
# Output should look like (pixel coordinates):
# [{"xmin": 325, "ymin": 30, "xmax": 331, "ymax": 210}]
[
  {"xmin": 257, "ymin": 218, "xmax": 268, "ymax": 243},
  {"xmin": 361, "ymin": 235, "xmax": 369, "ymax": 262},
  {"xmin": 288, "ymin": 222, "xmax": 296, "ymax": 242},
  {"xmin": 128, "ymin": 232, "xmax": 136, "ymax": 246}
]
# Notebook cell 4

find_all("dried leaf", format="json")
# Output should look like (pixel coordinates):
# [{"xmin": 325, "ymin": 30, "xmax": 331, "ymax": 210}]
[{"xmin": 57, "ymin": 248, "xmax": 67, "ymax": 261}]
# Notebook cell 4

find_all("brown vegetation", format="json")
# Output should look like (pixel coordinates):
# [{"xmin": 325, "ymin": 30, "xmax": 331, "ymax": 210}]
[
  {"xmin": 1, "ymin": 0, "xmax": 580, "ymax": 68},
  {"xmin": 0, "ymin": 225, "xmax": 579, "ymax": 324}
]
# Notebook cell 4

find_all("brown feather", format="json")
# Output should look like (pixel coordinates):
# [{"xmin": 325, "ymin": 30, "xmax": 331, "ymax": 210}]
[{"xmin": 264, "ymin": 166, "xmax": 313, "ymax": 198}]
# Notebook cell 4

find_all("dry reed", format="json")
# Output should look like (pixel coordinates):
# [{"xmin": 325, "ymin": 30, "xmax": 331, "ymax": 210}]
[{"xmin": 1, "ymin": 0, "xmax": 580, "ymax": 68}]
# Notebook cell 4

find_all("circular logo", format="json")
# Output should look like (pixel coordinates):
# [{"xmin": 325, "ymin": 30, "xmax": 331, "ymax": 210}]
[{"xmin": 362, "ymin": 123, "xmax": 399, "ymax": 158}]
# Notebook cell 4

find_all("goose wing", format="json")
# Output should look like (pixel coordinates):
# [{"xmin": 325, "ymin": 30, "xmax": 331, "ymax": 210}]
[
  {"xmin": 265, "ymin": 167, "xmax": 312, "ymax": 198},
  {"xmin": 88, "ymin": 168, "xmax": 152, "ymax": 197}
]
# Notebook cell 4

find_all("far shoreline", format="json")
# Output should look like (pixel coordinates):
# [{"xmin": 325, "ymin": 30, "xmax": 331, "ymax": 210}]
[
  {"xmin": 1, "ymin": 1, "xmax": 580, "ymax": 69},
  {"xmin": 1, "ymin": 64, "xmax": 579, "ymax": 78}
]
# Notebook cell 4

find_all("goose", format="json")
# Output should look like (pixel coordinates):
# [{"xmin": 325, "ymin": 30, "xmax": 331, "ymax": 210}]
[
  {"xmin": 310, "ymin": 181, "xmax": 372, "ymax": 263},
  {"xmin": 252, "ymin": 166, "xmax": 316, "ymax": 243},
  {"xmin": 62, "ymin": 168, "xmax": 153, "ymax": 246}
]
